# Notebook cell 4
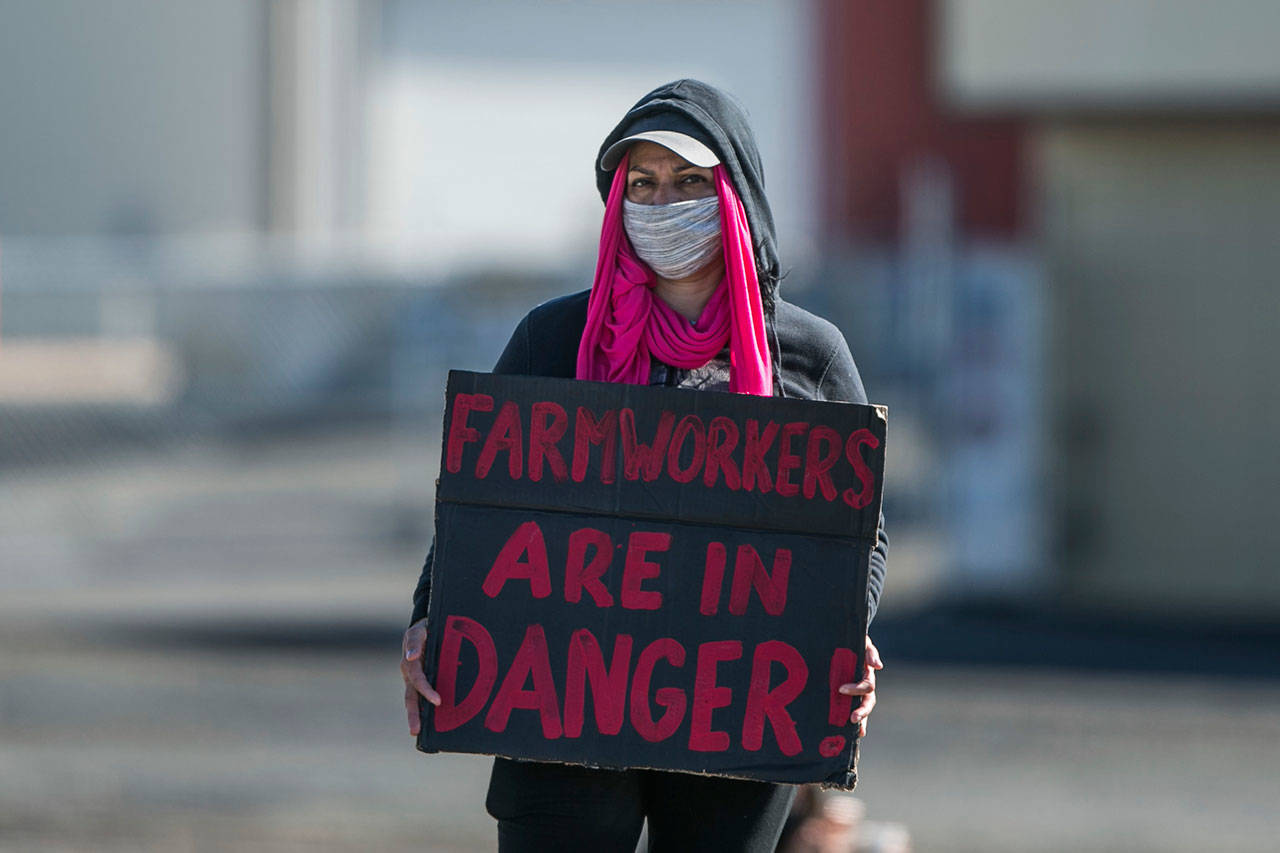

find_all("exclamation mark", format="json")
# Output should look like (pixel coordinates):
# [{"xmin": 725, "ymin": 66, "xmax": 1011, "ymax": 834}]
[{"xmin": 818, "ymin": 646, "xmax": 859, "ymax": 757}]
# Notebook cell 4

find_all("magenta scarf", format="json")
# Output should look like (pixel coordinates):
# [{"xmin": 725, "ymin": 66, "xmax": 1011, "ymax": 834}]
[{"xmin": 575, "ymin": 153, "xmax": 773, "ymax": 396}]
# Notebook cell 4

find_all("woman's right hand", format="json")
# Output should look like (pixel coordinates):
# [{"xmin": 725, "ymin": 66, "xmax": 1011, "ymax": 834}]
[{"xmin": 401, "ymin": 618, "xmax": 441, "ymax": 736}]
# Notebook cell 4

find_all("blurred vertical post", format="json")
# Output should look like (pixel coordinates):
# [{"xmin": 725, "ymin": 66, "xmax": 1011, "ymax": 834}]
[
  {"xmin": 267, "ymin": 0, "xmax": 373, "ymax": 254},
  {"xmin": 899, "ymin": 154, "xmax": 955, "ymax": 392}
]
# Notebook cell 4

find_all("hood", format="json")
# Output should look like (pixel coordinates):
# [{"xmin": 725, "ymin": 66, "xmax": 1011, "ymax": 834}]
[{"xmin": 595, "ymin": 79, "xmax": 781, "ymax": 307}]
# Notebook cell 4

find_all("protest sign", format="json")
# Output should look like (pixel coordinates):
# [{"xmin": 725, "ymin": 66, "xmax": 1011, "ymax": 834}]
[{"xmin": 416, "ymin": 370, "xmax": 886, "ymax": 788}]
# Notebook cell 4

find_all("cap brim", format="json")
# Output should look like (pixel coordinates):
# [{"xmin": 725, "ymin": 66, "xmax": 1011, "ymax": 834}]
[{"xmin": 600, "ymin": 130, "xmax": 720, "ymax": 171}]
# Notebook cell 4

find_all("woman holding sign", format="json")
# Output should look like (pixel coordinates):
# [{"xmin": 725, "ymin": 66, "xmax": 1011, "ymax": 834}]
[{"xmin": 402, "ymin": 79, "xmax": 888, "ymax": 852}]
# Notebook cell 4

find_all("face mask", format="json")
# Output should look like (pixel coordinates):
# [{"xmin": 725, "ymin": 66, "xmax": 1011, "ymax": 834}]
[{"xmin": 622, "ymin": 195, "xmax": 722, "ymax": 280}]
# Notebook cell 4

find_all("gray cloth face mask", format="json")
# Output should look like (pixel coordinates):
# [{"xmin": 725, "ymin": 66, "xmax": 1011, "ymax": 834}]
[{"xmin": 622, "ymin": 196, "xmax": 722, "ymax": 280}]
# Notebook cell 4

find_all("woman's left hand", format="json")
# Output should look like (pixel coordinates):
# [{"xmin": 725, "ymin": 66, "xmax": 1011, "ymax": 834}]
[{"xmin": 837, "ymin": 635, "xmax": 883, "ymax": 737}]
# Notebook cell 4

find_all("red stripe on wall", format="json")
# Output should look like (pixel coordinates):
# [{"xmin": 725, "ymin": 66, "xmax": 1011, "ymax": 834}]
[{"xmin": 817, "ymin": 0, "xmax": 1026, "ymax": 244}]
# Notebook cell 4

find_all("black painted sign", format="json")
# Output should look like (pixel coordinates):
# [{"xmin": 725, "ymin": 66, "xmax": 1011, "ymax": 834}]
[{"xmin": 416, "ymin": 370, "xmax": 886, "ymax": 788}]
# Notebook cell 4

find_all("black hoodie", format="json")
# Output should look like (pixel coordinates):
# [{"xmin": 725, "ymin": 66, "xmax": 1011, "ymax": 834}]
[{"xmin": 595, "ymin": 79, "xmax": 782, "ymax": 311}]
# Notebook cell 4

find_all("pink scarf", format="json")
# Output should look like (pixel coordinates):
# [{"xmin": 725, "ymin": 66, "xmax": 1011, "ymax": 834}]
[{"xmin": 575, "ymin": 153, "xmax": 773, "ymax": 396}]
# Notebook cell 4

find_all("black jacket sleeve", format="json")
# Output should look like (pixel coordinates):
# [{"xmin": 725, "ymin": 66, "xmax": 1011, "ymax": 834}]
[
  {"xmin": 816, "ymin": 336, "xmax": 890, "ymax": 627},
  {"xmin": 408, "ymin": 315, "xmax": 535, "ymax": 625},
  {"xmin": 409, "ymin": 541, "xmax": 434, "ymax": 625}
]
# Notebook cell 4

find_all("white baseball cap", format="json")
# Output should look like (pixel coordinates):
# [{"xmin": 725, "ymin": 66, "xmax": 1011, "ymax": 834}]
[{"xmin": 599, "ymin": 111, "xmax": 721, "ymax": 170}]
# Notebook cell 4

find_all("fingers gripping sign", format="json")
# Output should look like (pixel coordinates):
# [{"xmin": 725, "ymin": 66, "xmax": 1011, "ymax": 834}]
[
  {"xmin": 837, "ymin": 636, "xmax": 883, "ymax": 738},
  {"xmin": 401, "ymin": 618, "xmax": 441, "ymax": 736}
]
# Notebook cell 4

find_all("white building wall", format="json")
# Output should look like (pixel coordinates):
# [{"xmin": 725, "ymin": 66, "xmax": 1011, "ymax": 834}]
[
  {"xmin": 367, "ymin": 0, "xmax": 818, "ymax": 275},
  {"xmin": 0, "ymin": 0, "xmax": 818, "ymax": 272},
  {"xmin": 941, "ymin": 0, "xmax": 1280, "ymax": 109}
]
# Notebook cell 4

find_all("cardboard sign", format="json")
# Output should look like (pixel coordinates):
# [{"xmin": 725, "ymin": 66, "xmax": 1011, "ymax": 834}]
[{"xmin": 416, "ymin": 370, "xmax": 886, "ymax": 788}]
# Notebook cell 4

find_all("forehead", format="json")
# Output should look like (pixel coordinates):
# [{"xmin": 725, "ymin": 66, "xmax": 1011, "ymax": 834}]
[{"xmin": 626, "ymin": 140, "xmax": 701, "ymax": 171}]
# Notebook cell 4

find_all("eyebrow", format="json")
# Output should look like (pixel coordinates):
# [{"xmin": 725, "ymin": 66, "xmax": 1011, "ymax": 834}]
[{"xmin": 627, "ymin": 163, "xmax": 704, "ymax": 174}]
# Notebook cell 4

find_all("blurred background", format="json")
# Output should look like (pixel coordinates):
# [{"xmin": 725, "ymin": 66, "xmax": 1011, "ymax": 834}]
[{"xmin": 2, "ymin": 1, "xmax": 1278, "ymax": 851}]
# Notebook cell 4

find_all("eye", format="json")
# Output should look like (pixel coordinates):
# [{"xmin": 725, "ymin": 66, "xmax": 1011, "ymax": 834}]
[
  {"xmin": 629, "ymin": 177, "xmax": 652, "ymax": 188},
  {"xmin": 680, "ymin": 174, "xmax": 707, "ymax": 184}
]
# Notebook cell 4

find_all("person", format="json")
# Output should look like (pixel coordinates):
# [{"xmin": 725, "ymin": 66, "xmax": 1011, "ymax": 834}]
[{"xmin": 401, "ymin": 79, "xmax": 888, "ymax": 852}]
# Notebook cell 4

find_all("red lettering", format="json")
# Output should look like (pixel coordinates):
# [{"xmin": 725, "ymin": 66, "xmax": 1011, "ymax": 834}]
[
  {"xmin": 741, "ymin": 641, "xmax": 808, "ymax": 756},
  {"xmin": 475, "ymin": 400, "xmax": 523, "ymax": 479},
  {"xmin": 774, "ymin": 421, "xmax": 809, "ymax": 497},
  {"xmin": 563, "ymin": 630, "xmax": 633, "ymax": 737},
  {"xmin": 828, "ymin": 647, "xmax": 859, "ymax": 726},
  {"xmin": 819, "ymin": 734, "xmax": 847, "ymax": 757},
  {"xmin": 666, "ymin": 415, "xmax": 706, "ymax": 484},
  {"xmin": 482, "ymin": 521, "xmax": 551, "ymax": 599},
  {"xmin": 699, "ymin": 541, "xmax": 727, "ymax": 616},
  {"xmin": 621, "ymin": 531, "xmax": 669, "ymax": 611},
  {"xmin": 728, "ymin": 545, "xmax": 791, "ymax": 616},
  {"xmin": 842, "ymin": 428, "xmax": 880, "ymax": 509},
  {"xmin": 433, "ymin": 615, "xmax": 498, "ymax": 732},
  {"xmin": 484, "ymin": 624, "xmax": 562, "ymax": 738},
  {"xmin": 620, "ymin": 408, "xmax": 675, "ymax": 482},
  {"xmin": 445, "ymin": 393, "xmax": 493, "ymax": 474},
  {"xmin": 704, "ymin": 416, "xmax": 741, "ymax": 490},
  {"xmin": 528, "ymin": 401, "xmax": 569, "ymax": 483},
  {"xmin": 565, "ymin": 527, "xmax": 614, "ymax": 607},
  {"xmin": 742, "ymin": 419, "xmax": 778, "ymax": 493},
  {"xmin": 630, "ymin": 638, "xmax": 687, "ymax": 742},
  {"xmin": 688, "ymin": 640, "xmax": 742, "ymax": 752},
  {"xmin": 803, "ymin": 426, "xmax": 843, "ymax": 501},
  {"xmin": 572, "ymin": 407, "xmax": 617, "ymax": 484}
]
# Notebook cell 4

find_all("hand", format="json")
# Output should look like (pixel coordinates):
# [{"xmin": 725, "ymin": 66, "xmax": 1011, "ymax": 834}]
[
  {"xmin": 837, "ymin": 635, "xmax": 883, "ymax": 737},
  {"xmin": 401, "ymin": 618, "xmax": 441, "ymax": 736}
]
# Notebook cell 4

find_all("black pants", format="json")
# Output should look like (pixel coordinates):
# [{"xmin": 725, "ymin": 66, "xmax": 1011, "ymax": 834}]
[{"xmin": 486, "ymin": 758, "xmax": 796, "ymax": 852}]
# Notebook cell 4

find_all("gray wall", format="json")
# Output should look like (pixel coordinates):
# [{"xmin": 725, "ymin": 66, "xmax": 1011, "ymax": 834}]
[
  {"xmin": 1041, "ymin": 122, "xmax": 1280, "ymax": 621},
  {"xmin": 0, "ymin": 0, "xmax": 268, "ymax": 235}
]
